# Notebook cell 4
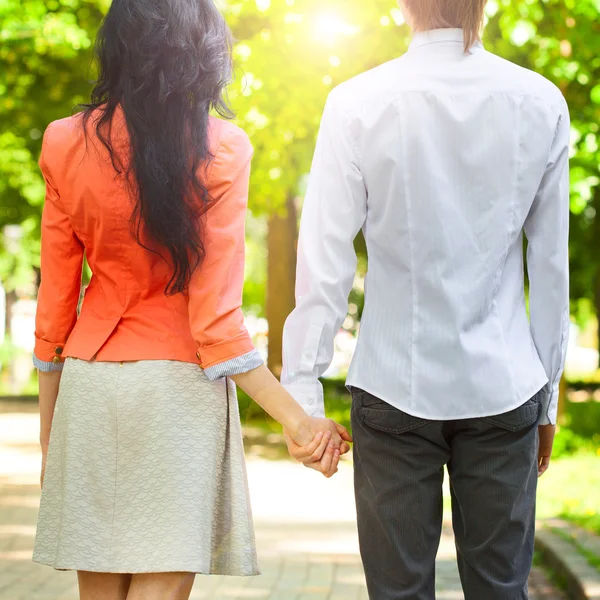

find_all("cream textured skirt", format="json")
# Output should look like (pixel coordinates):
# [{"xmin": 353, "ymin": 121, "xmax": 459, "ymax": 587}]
[{"xmin": 33, "ymin": 358, "xmax": 260, "ymax": 575}]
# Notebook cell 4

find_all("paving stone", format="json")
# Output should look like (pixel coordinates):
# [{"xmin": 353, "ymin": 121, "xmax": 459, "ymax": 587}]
[{"xmin": 0, "ymin": 407, "xmax": 568, "ymax": 600}]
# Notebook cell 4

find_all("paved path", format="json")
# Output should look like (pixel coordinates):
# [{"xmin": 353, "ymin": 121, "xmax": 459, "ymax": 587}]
[{"xmin": 0, "ymin": 403, "xmax": 564, "ymax": 599}]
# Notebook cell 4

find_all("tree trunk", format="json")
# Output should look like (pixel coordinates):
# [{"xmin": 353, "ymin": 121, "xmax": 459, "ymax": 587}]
[
  {"xmin": 266, "ymin": 196, "xmax": 298, "ymax": 377},
  {"xmin": 595, "ymin": 275, "xmax": 600, "ymax": 370},
  {"xmin": 593, "ymin": 186, "xmax": 600, "ymax": 370},
  {"xmin": 5, "ymin": 290, "xmax": 16, "ymax": 342},
  {"xmin": 558, "ymin": 375, "xmax": 567, "ymax": 425}
]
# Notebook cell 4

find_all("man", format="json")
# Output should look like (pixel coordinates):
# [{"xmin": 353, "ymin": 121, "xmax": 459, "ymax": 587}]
[{"xmin": 281, "ymin": 1, "xmax": 570, "ymax": 598}]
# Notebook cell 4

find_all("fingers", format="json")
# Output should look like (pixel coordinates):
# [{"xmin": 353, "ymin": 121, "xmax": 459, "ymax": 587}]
[
  {"xmin": 297, "ymin": 431, "xmax": 332, "ymax": 464},
  {"xmin": 303, "ymin": 431, "xmax": 332, "ymax": 464},
  {"xmin": 330, "ymin": 421, "xmax": 353, "ymax": 454},
  {"xmin": 538, "ymin": 455, "xmax": 550, "ymax": 477},
  {"xmin": 319, "ymin": 442, "xmax": 335, "ymax": 474},
  {"xmin": 327, "ymin": 420, "xmax": 350, "ymax": 450},
  {"xmin": 335, "ymin": 422, "xmax": 353, "ymax": 443},
  {"xmin": 339, "ymin": 441, "xmax": 351, "ymax": 455},
  {"xmin": 291, "ymin": 431, "xmax": 325, "ymax": 460},
  {"xmin": 310, "ymin": 442, "xmax": 340, "ymax": 478},
  {"xmin": 284, "ymin": 432, "xmax": 323, "ymax": 460},
  {"xmin": 323, "ymin": 448, "xmax": 341, "ymax": 478},
  {"xmin": 285, "ymin": 431, "xmax": 324, "ymax": 460}
]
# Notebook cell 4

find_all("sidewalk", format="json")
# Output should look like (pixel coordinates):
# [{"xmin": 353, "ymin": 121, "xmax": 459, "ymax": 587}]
[{"xmin": 0, "ymin": 403, "xmax": 563, "ymax": 599}]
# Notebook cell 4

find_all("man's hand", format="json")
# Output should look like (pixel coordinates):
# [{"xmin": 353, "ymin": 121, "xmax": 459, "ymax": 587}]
[
  {"xmin": 289, "ymin": 431, "xmax": 342, "ymax": 478},
  {"xmin": 538, "ymin": 424, "xmax": 556, "ymax": 477}
]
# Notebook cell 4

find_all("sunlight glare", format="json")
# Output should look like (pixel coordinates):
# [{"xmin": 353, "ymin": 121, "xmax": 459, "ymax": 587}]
[
  {"xmin": 313, "ymin": 13, "xmax": 360, "ymax": 44},
  {"xmin": 390, "ymin": 8, "xmax": 405, "ymax": 26}
]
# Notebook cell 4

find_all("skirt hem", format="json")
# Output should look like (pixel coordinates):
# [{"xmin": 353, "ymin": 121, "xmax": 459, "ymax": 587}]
[{"xmin": 32, "ymin": 556, "xmax": 261, "ymax": 577}]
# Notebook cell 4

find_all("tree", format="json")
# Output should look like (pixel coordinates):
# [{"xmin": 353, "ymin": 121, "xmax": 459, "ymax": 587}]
[
  {"xmin": 0, "ymin": 0, "xmax": 107, "ymax": 291},
  {"xmin": 225, "ymin": 0, "xmax": 411, "ymax": 371},
  {"xmin": 484, "ymin": 0, "xmax": 600, "ymax": 360},
  {"xmin": 226, "ymin": 0, "xmax": 600, "ymax": 371},
  {"xmin": 1, "ymin": 0, "xmax": 599, "ymax": 371}
]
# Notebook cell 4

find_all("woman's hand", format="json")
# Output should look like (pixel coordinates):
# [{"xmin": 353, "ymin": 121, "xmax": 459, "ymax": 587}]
[
  {"xmin": 38, "ymin": 370, "xmax": 62, "ymax": 489},
  {"xmin": 284, "ymin": 417, "xmax": 353, "ymax": 478}
]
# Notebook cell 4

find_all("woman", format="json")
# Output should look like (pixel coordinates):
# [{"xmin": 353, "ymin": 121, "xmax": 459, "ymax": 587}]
[{"xmin": 32, "ymin": 1, "xmax": 351, "ymax": 598}]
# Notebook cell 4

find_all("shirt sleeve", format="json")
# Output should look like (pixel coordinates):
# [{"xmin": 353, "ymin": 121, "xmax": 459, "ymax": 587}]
[
  {"xmin": 523, "ymin": 98, "xmax": 571, "ymax": 425},
  {"xmin": 34, "ymin": 124, "xmax": 85, "ymax": 371},
  {"xmin": 189, "ymin": 124, "xmax": 263, "ymax": 380},
  {"xmin": 281, "ymin": 93, "xmax": 367, "ymax": 417}
]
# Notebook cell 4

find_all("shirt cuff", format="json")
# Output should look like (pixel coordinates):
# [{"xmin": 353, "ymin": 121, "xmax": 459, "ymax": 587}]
[
  {"xmin": 203, "ymin": 349, "xmax": 264, "ymax": 381},
  {"xmin": 281, "ymin": 379, "xmax": 326, "ymax": 418},
  {"xmin": 537, "ymin": 383, "xmax": 559, "ymax": 425},
  {"xmin": 33, "ymin": 354, "xmax": 65, "ymax": 372}
]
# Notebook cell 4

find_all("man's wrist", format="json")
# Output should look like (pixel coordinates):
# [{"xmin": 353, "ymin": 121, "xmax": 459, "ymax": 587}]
[{"xmin": 281, "ymin": 380, "xmax": 326, "ymax": 418}]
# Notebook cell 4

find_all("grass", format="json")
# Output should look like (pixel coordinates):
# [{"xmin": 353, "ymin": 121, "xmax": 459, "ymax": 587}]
[
  {"xmin": 561, "ymin": 513, "xmax": 600, "ymax": 537},
  {"xmin": 532, "ymin": 551, "xmax": 569, "ymax": 592},
  {"xmin": 537, "ymin": 453, "xmax": 600, "ymax": 524}
]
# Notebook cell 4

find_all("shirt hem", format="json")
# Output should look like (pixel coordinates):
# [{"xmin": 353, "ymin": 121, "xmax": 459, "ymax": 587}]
[{"xmin": 344, "ymin": 374, "xmax": 549, "ymax": 421}]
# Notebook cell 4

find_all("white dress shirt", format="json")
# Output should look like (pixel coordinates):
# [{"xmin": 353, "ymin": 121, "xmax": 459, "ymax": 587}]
[{"xmin": 281, "ymin": 28, "xmax": 570, "ymax": 426}]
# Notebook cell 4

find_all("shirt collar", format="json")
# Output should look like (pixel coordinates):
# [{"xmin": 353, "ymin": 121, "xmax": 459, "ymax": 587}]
[{"xmin": 409, "ymin": 28, "xmax": 484, "ymax": 51}]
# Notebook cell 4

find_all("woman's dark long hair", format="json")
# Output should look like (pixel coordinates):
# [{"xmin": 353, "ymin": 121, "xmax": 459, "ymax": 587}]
[{"xmin": 82, "ymin": 0, "xmax": 234, "ymax": 294}]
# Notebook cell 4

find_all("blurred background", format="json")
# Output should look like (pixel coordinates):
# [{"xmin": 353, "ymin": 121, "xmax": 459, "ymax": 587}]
[{"xmin": 0, "ymin": 0, "xmax": 599, "ymax": 588}]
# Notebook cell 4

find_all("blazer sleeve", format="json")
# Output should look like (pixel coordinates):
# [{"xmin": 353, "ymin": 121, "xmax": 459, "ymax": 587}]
[
  {"xmin": 33, "ymin": 124, "xmax": 84, "ymax": 371},
  {"xmin": 188, "ymin": 124, "xmax": 263, "ymax": 380}
]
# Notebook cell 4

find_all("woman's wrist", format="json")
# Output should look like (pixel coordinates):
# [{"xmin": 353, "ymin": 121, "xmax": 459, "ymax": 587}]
[
  {"xmin": 232, "ymin": 365, "xmax": 311, "ymax": 433},
  {"xmin": 284, "ymin": 412, "xmax": 311, "ymax": 438}
]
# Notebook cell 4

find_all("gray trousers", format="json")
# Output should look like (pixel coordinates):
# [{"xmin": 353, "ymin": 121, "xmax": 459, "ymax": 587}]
[{"xmin": 350, "ymin": 388, "xmax": 540, "ymax": 600}]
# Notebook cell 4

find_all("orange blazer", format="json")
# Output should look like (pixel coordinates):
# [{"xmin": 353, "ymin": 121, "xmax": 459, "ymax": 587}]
[{"xmin": 34, "ymin": 108, "xmax": 258, "ymax": 373}]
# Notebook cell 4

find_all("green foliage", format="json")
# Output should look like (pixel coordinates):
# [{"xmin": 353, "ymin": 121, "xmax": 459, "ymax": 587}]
[
  {"xmin": 562, "ymin": 399, "xmax": 600, "ymax": 441},
  {"xmin": 242, "ymin": 214, "xmax": 268, "ymax": 313},
  {"xmin": 561, "ymin": 513, "xmax": 600, "ymax": 537},
  {"xmin": 536, "ymin": 453, "xmax": 600, "ymax": 520},
  {"xmin": 568, "ymin": 369, "xmax": 600, "ymax": 385},
  {"xmin": 552, "ymin": 426, "xmax": 597, "ymax": 459},
  {"xmin": 483, "ymin": 0, "xmax": 600, "ymax": 324},
  {"xmin": 0, "ymin": 0, "xmax": 106, "ymax": 288},
  {"xmin": 225, "ymin": 0, "xmax": 410, "ymax": 214},
  {"xmin": 238, "ymin": 379, "xmax": 353, "ymax": 431},
  {"xmin": 550, "ymin": 525, "xmax": 600, "ymax": 568},
  {"xmin": 1, "ymin": 0, "xmax": 600, "ymax": 326}
]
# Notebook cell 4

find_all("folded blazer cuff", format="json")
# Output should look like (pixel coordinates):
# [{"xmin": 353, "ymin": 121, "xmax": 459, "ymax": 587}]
[
  {"xmin": 34, "ymin": 337, "xmax": 67, "ymax": 369},
  {"xmin": 204, "ymin": 349, "xmax": 264, "ymax": 381},
  {"xmin": 196, "ymin": 331, "xmax": 257, "ymax": 369},
  {"xmin": 33, "ymin": 354, "xmax": 65, "ymax": 372}
]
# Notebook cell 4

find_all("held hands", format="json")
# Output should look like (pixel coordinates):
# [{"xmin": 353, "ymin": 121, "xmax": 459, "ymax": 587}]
[
  {"xmin": 285, "ymin": 417, "xmax": 353, "ymax": 478},
  {"xmin": 228, "ymin": 366, "xmax": 351, "ymax": 477}
]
